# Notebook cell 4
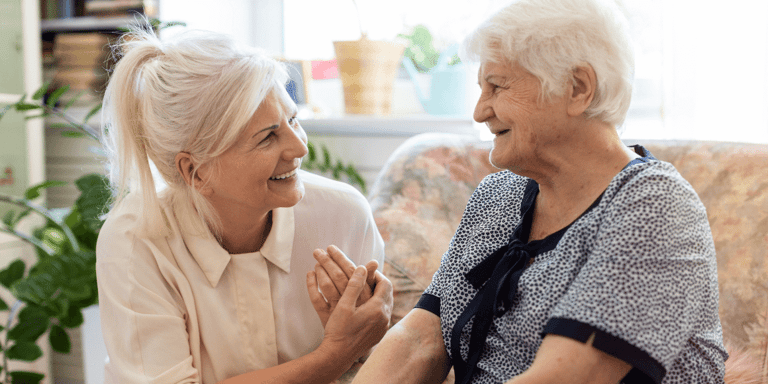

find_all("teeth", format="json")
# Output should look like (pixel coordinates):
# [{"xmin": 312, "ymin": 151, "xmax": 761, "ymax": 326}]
[{"xmin": 270, "ymin": 168, "xmax": 298, "ymax": 180}]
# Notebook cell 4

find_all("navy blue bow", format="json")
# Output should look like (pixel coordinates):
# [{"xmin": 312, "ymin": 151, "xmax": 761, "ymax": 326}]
[{"xmin": 452, "ymin": 238, "xmax": 533, "ymax": 384}]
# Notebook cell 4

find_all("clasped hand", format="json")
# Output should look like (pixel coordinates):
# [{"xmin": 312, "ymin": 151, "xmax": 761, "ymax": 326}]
[{"xmin": 306, "ymin": 245, "xmax": 392, "ymax": 363}]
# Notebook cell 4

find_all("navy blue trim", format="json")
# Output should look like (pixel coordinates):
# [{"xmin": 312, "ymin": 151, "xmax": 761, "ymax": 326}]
[
  {"xmin": 542, "ymin": 317, "xmax": 664, "ymax": 384},
  {"xmin": 414, "ymin": 293, "xmax": 441, "ymax": 317}
]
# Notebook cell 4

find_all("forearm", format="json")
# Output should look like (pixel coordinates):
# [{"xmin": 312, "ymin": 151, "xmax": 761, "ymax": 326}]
[
  {"xmin": 353, "ymin": 309, "xmax": 450, "ymax": 384},
  {"xmin": 220, "ymin": 343, "xmax": 352, "ymax": 384}
]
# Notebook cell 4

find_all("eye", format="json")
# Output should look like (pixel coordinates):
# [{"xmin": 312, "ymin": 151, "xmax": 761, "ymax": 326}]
[
  {"xmin": 288, "ymin": 116, "xmax": 299, "ymax": 126},
  {"xmin": 258, "ymin": 131, "xmax": 276, "ymax": 146}
]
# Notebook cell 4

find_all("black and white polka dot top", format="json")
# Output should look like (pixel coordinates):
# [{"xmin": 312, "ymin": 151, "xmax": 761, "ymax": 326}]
[{"xmin": 416, "ymin": 146, "xmax": 727, "ymax": 384}]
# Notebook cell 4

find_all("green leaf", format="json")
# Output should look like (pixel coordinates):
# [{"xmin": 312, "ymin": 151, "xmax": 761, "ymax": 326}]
[
  {"xmin": 57, "ymin": 304, "xmax": 83, "ymax": 328},
  {"xmin": 74, "ymin": 173, "xmax": 111, "ymax": 233},
  {"xmin": 9, "ymin": 370, "xmax": 45, "ymax": 384},
  {"xmin": 48, "ymin": 324, "xmax": 71, "ymax": 353},
  {"xmin": 0, "ymin": 260, "xmax": 26, "ymax": 289},
  {"xmin": 7, "ymin": 342, "xmax": 44, "ymax": 362},
  {"xmin": 62, "ymin": 284, "xmax": 91, "ymax": 302},
  {"xmin": 31, "ymin": 83, "xmax": 50, "ymax": 100},
  {"xmin": 83, "ymin": 103, "xmax": 102, "ymax": 124},
  {"xmin": 15, "ymin": 103, "xmax": 42, "ymax": 112},
  {"xmin": 61, "ymin": 131, "xmax": 88, "ymax": 138},
  {"xmin": 0, "ymin": 297, "xmax": 8, "ymax": 310},
  {"xmin": 24, "ymin": 180, "xmax": 67, "ymax": 200},
  {"xmin": 18, "ymin": 305, "xmax": 49, "ymax": 323},
  {"xmin": 46, "ymin": 85, "xmax": 70, "ymax": 108},
  {"xmin": 3, "ymin": 210, "xmax": 15, "ymax": 227},
  {"xmin": 7, "ymin": 314, "xmax": 49, "ymax": 342}
]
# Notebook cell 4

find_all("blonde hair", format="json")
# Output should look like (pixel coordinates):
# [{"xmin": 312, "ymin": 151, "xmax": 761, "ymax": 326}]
[
  {"xmin": 101, "ymin": 21, "xmax": 289, "ymax": 238},
  {"xmin": 463, "ymin": 0, "xmax": 635, "ymax": 128}
]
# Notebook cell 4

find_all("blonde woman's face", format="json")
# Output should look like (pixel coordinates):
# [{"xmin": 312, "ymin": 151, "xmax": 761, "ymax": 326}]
[{"xmin": 202, "ymin": 92, "xmax": 308, "ymax": 218}]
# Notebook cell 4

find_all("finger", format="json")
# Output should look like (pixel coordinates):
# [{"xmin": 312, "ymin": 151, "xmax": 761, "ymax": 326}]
[
  {"xmin": 314, "ymin": 263, "xmax": 341, "ymax": 302},
  {"xmin": 370, "ymin": 270, "xmax": 393, "ymax": 303},
  {"xmin": 326, "ymin": 245, "xmax": 357, "ymax": 279},
  {"xmin": 364, "ymin": 260, "xmax": 379, "ymax": 287},
  {"xmin": 306, "ymin": 271, "xmax": 329, "ymax": 313},
  {"xmin": 337, "ymin": 266, "xmax": 367, "ymax": 308},
  {"xmin": 314, "ymin": 248, "xmax": 350, "ymax": 294}
]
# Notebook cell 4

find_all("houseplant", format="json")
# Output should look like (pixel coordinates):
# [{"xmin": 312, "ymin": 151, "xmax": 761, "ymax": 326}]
[{"xmin": 333, "ymin": 0, "xmax": 406, "ymax": 115}]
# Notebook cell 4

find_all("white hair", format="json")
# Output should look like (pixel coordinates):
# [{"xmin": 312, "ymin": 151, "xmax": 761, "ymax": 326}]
[
  {"xmin": 463, "ymin": 0, "xmax": 635, "ymax": 128},
  {"xmin": 101, "ymin": 21, "xmax": 289, "ymax": 238}
]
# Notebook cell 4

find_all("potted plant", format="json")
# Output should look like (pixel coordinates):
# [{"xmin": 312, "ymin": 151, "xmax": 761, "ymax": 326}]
[
  {"xmin": 398, "ymin": 25, "xmax": 474, "ymax": 116},
  {"xmin": 333, "ymin": 0, "xmax": 406, "ymax": 115}
]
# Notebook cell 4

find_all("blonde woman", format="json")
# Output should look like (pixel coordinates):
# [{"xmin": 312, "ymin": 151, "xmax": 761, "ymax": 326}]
[{"xmin": 96, "ymin": 23, "xmax": 392, "ymax": 384}]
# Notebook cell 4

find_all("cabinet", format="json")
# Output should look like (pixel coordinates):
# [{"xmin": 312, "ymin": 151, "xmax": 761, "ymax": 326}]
[{"xmin": 0, "ymin": 0, "xmax": 48, "ymax": 381}]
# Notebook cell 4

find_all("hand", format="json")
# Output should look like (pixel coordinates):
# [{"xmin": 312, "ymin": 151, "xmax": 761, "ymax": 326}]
[
  {"xmin": 306, "ymin": 245, "xmax": 377, "ymax": 327},
  {"xmin": 317, "ymin": 265, "xmax": 393, "ymax": 363}
]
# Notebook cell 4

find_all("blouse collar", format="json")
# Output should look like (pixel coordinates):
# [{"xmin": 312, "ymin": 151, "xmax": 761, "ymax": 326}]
[{"xmin": 182, "ymin": 206, "xmax": 295, "ymax": 288}]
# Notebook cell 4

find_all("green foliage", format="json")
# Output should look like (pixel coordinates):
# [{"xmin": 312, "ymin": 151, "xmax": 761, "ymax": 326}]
[
  {"xmin": 398, "ymin": 25, "xmax": 460, "ymax": 73},
  {"xmin": 9, "ymin": 370, "xmax": 44, "ymax": 384},
  {"xmin": 302, "ymin": 141, "xmax": 367, "ymax": 193}
]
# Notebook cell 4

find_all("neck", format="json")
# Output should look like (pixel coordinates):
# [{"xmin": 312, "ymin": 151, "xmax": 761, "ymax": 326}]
[
  {"xmin": 525, "ymin": 120, "xmax": 637, "ymax": 240},
  {"xmin": 216, "ymin": 209, "xmax": 272, "ymax": 254}
]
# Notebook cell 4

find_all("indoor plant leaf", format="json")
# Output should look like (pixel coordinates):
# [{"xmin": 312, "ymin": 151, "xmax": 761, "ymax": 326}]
[
  {"xmin": 7, "ymin": 317, "xmax": 49, "ymax": 343},
  {"xmin": 48, "ymin": 324, "xmax": 71, "ymax": 354},
  {"xmin": 9, "ymin": 370, "xmax": 44, "ymax": 384},
  {"xmin": 23, "ymin": 180, "xmax": 67, "ymax": 200},
  {"xmin": 74, "ymin": 173, "xmax": 111, "ymax": 233},
  {"xmin": 0, "ymin": 260, "xmax": 26, "ymax": 289},
  {"xmin": 6, "ymin": 342, "xmax": 43, "ymax": 362}
]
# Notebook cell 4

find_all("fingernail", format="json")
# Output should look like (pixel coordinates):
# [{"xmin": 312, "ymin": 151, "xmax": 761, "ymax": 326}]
[{"xmin": 354, "ymin": 267, "xmax": 365, "ymax": 277}]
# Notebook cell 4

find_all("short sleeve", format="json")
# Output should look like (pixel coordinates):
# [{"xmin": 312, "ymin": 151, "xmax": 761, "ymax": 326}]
[
  {"xmin": 97, "ymin": 216, "xmax": 200, "ymax": 383},
  {"xmin": 544, "ymin": 165, "xmax": 719, "ymax": 383}
]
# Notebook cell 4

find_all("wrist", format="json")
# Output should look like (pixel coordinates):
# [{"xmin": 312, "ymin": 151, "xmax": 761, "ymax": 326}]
[{"xmin": 315, "ymin": 339, "xmax": 356, "ymax": 377}]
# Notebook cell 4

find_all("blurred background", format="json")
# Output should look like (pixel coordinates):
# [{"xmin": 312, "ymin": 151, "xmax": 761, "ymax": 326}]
[{"xmin": 1, "ymin": 0, "xmax": 767, "ymax": 383}]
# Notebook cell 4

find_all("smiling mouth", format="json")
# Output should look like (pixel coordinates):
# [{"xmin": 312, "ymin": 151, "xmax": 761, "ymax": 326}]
[
  {"xmin": 495, "ymin": 129, "xmax": 510, "ymax": 136},
  {"xmin": 269, "ymin": 168, "xmax": 299, "ymax": 181}
]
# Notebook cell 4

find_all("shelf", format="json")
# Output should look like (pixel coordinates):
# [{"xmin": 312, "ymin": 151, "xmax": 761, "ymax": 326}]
[
  {"xmin": 40, "ymin": 16, "xmax": 137, "ymax": 33},
  {"xmin": 301, "ymin": 115, "xmax": 478, "ymax": 137}
]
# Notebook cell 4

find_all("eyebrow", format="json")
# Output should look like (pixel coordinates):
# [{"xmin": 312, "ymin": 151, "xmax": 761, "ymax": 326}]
[{"xmin": 252, "ymin": 125, "xmax": 278, "ymax": 138}]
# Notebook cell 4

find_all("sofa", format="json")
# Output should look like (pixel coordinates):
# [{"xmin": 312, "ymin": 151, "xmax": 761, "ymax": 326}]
[{"xmin": 357, "ymin": 132, "xmax": 768, "ymax": 384}]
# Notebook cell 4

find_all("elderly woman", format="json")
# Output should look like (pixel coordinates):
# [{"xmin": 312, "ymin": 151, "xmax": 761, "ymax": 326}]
[
  {"xmin": 352, "ymin": 0, "xmax": 727, "ymax": 383},
  {"xmin": 95, "ymin": 24, "xmax": 392, "ymax": 384}
]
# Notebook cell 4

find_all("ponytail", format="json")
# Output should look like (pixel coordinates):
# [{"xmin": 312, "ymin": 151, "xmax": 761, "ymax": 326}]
[{"xmin": 101, "ymin": 20, "xmax": 290, "ymax": 239}]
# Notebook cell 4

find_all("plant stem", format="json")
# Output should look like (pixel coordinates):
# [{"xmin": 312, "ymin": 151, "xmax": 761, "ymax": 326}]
[
  {"xmin": 0, "ymin": 196, "xmax": 80, "ymax": 253},
  {"xmin": 45, "ymin": 106, "xmax": 100, "ymax": 142},
  {"xmin": 0, "ymin": 228, "xmax": 54, "ymax": 257},
  {"xmin": 3, "ymin": 300, "xmax": 22, "ymax": 384}
]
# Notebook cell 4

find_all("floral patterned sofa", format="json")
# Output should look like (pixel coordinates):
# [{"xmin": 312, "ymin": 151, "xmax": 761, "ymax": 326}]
[{"xmin": 364, "ymin": 132, "xmax": 768, "ymax": 384}]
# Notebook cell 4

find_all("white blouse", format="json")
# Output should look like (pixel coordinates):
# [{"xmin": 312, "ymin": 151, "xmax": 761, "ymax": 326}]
[{"xmin": 96, "ymin": 171, "xmax": 385, "ymax": 383}]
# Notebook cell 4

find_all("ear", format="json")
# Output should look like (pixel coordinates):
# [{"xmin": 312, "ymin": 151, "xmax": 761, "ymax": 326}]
[
  {"xmin": 567, "ymin": 64, "xmax": 597, "ymax": 117},
  {"xmin": 175, "ymin": 152, "xmax": 212, "ymax": 196}
]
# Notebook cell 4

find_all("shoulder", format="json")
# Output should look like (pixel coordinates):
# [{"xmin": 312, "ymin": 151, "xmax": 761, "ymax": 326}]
[
  {"xmin": 96, "ymin": 193, "xmax": 176, "ymax": 266},
  {"xmin": 603, "ymin": 160, "xmax": 704, "ymax": 214},
  {"xmin": 464, "ymin": 170, "xmax": 528, "ymax": 213}
]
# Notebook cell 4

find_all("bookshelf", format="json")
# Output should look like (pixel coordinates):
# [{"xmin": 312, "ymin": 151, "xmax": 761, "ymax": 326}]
[{"xmin": 39, "ymin": 3, "xmax": 157, "ymax": 383}]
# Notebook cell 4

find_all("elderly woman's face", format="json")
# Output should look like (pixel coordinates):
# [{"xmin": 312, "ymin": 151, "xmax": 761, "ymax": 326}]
[
  {"xmin": 474, "ymin": 61, "xmax": 570, "ymax": 173},
  {"xmin": 203, "ymin": 92, "xmax": 308, "ymax": 216}
]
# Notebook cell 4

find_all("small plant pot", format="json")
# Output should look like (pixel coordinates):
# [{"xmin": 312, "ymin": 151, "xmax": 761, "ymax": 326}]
[{"xmin": 333, "ymin": 37, "xmax": 405, "ymax": 115}]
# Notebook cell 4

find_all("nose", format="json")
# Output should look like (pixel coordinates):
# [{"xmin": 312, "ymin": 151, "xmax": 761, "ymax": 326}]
[
  {"xmin": 473, "ymin": 92, "xmax": 493, "ymax": 124},
  {"xmin": 283, "ymin": 120, "xmax": 309, "ymax": 161}
]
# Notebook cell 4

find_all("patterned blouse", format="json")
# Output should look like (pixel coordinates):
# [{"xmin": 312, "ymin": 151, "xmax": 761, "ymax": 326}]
[{"xmin": 416, "ymin": 146, "xmax": 727, "ymax": 384}]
